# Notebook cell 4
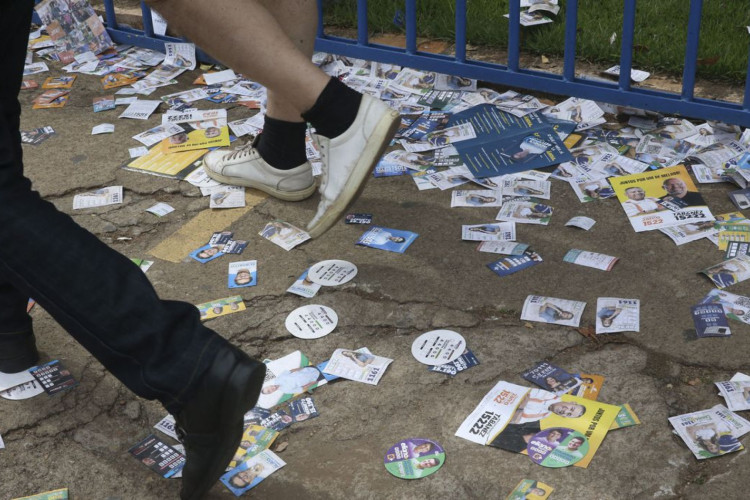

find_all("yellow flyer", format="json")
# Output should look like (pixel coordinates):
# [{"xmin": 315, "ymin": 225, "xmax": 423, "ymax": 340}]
[
  {"xmin": 196, "ymin": 295, "xmax": 245, "ymax": 321},
  {"xmin": 505, "ymin": 479, "xmax": 553, "ymax": 500},
  {"xmin": 573, "ymin": 373, "xmax": 605, "ymax": 401},
  {"xmin": 610, "ymin": 164, "xmax": 713, "ymax": 232},
  {"xmin": 161, "ymin": 109, "xmax": 230, "ymax": 153},
  {"xmin": 123, "ymin": 143, "xmax": 206, "ymax": 179},
  {"xmin": 227, "ymin": 425, "xmax": 279, "ymax": 469},
  {"xmin": 42, "ymin": 75, "xmax": 76, "ymax": 89}
]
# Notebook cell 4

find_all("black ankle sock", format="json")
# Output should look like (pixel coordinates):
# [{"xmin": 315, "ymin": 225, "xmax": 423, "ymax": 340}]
[
  {"xmin": 255, "ymin": 116, "xmax": 309, "ymax": 170},
  {"xmin": 302, "ymin": 77, "xmax": 363, "ymax": 139}
]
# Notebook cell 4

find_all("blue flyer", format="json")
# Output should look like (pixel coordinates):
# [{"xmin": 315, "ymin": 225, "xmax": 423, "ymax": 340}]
[
  {"xmin": 189, "ymin": 244, "xmax": 223, "ymax": 263},
  {"xmin": 228, "ymin": 260, "xmax": 257, "ymax": 288},
  {"xmin": 428, "ymin": 349, "xmax": 480, "ymax": 376},
  {"xmin": 356, "ymin": 226, "xmax": 418, "ymax": 253},
  {"xmin": 691, "ymin": 303, "xmax": 731, "ymax": 338},
  {"xmin": 487, "ymin": 251, "xmax": 542, "ymax": 277}
]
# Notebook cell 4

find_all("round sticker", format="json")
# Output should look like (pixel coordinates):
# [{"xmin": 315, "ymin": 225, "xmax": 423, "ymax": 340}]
[
  {"xmin": 285, "ymin": 305, "xmax": 338, "ymax": 339},
  {"xmin": 308, "ymin": 259, "xmax": 358, "ymax": 286},
  {"xmin": 0, "ymin": 380, "xmax": 45, "ymax": 400},
  {"xmin": 410, "ymin": 330, "xmax": 466, "ymax": 365},
  {"xmin": 527, "ymin": 428, "xmax": 589, "ymax": 468},
  {"xmin": 384, "ymin": 438, "xmax": 445, "ymax": 479}
]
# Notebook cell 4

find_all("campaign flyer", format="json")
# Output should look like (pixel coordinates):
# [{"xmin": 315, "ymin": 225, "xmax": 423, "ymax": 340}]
[
  {"xmin": 220, "ymin": 450, "xmax": 286, "ymax": 497},
  {"xmin": 521, "ymin": 361, "xmax": 581, "ymax": 395},
  {"xmin": 228, "ymin": 425, "xmax": 279, "ymax": 469},
  {"xmin": 610, "ymin": 165, "xmax": 714, "ymax": 232},
  {"xmin": 477, "ymin": 241, "xmax": 530, "ymax": 256},
  {"xmin": 161, "ymin": 109, "xmax": 230, "ymax": 153},
  {"xmin": 455, "ymin": 380, "xmax": 620, "ymax": 468},
  {"xmin": 29, "ymin": 360, "xmax": 77, "ymax": 395},
  {"xmin": 257, "ymin": 351, "xmax": 327, "ymax": 409},
  {"xmin": 20, "ymin": 126, "xmax": 56, "ymax": 146},
  {"xmin": 228, "ymin": 260, "xmax": 257, "ymax": 288},
  {"xmin": 563, "ymin": 249, "xmax": 619, "ymax": 271},
  {"xmin": 72, "ymin": 186, "xmax": 122, "ymax": 209},
  {"xmin": 259, "ymin": 221, "xmax": 310, "ymax": 251},
  {"xmin": 698, "ymin": 289, "xmax": 750, "ymax": 324},
  {"xmin": 496, "ymin": 199, "xmax": 553, "ymax": 225},
  {"xmin": 322, "ymin": 348, "xmax": 393, "ymax": 385},
  {"xmin": 668, "ymin": 405, "xmax": 750, "ymax": 459},
  {"xmin": 196, "ymin": 295, "xmax": 245, "ymax": 321},
  {"xmin": 691, "ymin": 304, "xmax": 731, "ymax": 338},
  {"xmin": 701, "ymin": 254, "xmax": 750, "ymax": 289},
  {"xmin": 288, "ymin": 396, "xmax": 320, "ymax": 423},
  {"xmin": 189, "ymin": 244, "xmax": 224, "ymax": 263},
  {"xmin": 527, "ymin": 428, "xmax": 589, "ymax": 467},
  {"xmin": 521, "ymin": 295, "xmax": 586, "ymax": 327},
  {"xmin": 384, "ymin": 438, "xmax": 445, "ymax": 479},
  {"xmin": 153, "ymin": 414, "xmax": 179, "ymax": 441},
  {"xmin": 595, "ymin": 298, "xmax": 640, "ymax": 334},
  {"xmin": 286, "ymin": 268, "xmax": 321, "ymax": 298},
  {"xmin": 505, "ymin": 479, "xmax": 553, "ymax": 500},
  {"xmin": 411, "ymin": 330, "xmax": 466, "ymax": 366},
  {"xmin": 610, "ymin": 403, "xmax": 642, "ymax": 430},
  {"xmin": 356, "ymin": 226, "xmax": 418, "ymax": 253},
  {"xmin": 428, "ymin": 349, "xmax": 480, "ymax": 376},
  {"xmin": 462, "ymin": 222, "xmax": 516, "ymax": 242},
  {"xmin": 12, "ymin": 488, "xmax": 69, "ymax": 500},
  {"xmin": 451, "ymin": 190, "xmax": 504, "ymax": 208},
  {"xmin": 572, "ymin": 374, "xmax": 605, "ymax": 401},
  {"xmin": 128, "ymin": 434, "xmax": 185, "ymax": 478},
  {"xmin": 715, "ymin": 380, "xmax": 750, "ymax": 411},
  {"xmin": 487, "ymin": 251, "xmax": 543, "ymax": 278}
]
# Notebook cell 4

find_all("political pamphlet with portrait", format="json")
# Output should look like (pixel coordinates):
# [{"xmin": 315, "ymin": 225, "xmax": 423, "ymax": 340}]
[
  {"xmin": 228, "ymin": 424, "xmax": 279, "ymax": 469},
  {"xmin": 428, "ymin": 349, "xmax": 480, "ymax": 376},
  {"xmin": 34, "ymin": 0, "xmax": 114, "ymax": 62},
  {"xmin": 132, "ymin": 123, "xmax": 185, "ymax": 147},
  {"xmin": 356, "ymin": 226, "xmax": 418, "ymax": 253},
  {"xmin": 32, "ymin": 89, "xmax": 69, "ymax": 109},
  {"xmin": 572, "ymin": 374, "xmax": 605, "ymax": 401},
  {"xmin": 477, "ymin": 241, "xmax": 530, "ymax": 256},
  {"xmin": 42, "ymin": 75, "xmax": 75, "ymax": 89},
  {"xmin": 128, "ymin": 434, "xmax": 185, "ymax": 478},
  {"xmin": 118, "ymin": 100, "xmax": 161, "ymax": 120},
  {"xmin": 451, "ymin": 190, "xmax": 504, "ymax": 208},
  {"xmin": 505, "ymin": 479, "xmax": 553, "ymax": 500},
  {"xmin": 189, "ymin": 243, "xmax": 224, "ymax": 264},
  {"xmin": 521, "ymin": 362, "xmax": 582, "ymax": 395},
  {"xmin": 257, "ymin": 351, "xmax": 327, "ymax": 409},
  {"xmin": 161, "ymin": 109, "xmax": 230, "ymax": 153},
  {"xmin": 209, "ymin": 186, "xmax": 246, "ymax": 209},
  {"xmin": 288, "ymin": 396, "xmax": 320, "ymax": 424},
  {"xmin": 345, "ymin": 213, "xmax": 373, "ymax": 224},
  {"xmin": 725, "ymin": 241, "xmax": 750, "ymax": 260},
  {"xmin": 659, "ymin": 220, "xmax": 717, "ymax": 246},
  {"xmin": 259, "ymin": 221, "xmax": 310, "ymax": 251},
  {"xmin": 691, "ymin": 304, "xmax": 731, "ymax": 338},
  {"xmin": 286, "ymin": 268, "xmax": 321, "ymax": 298},
  {"xmin": 220, "ymin": 450, "xmax": 286, "ymax": 497},
  {"xmin": 715, "ymin": 381, "xmax": 750, "ymax": 412},
  {"xmin": 153, "ymin": 414, "xmax": 179, "ymax": 441},
  {"xmin": 496, "ymin": 198, "xmax": 553, "ymax": 225},
  {"xmin": 454, "ymin": 380, "xmax": 620, "ymax": 467},
  {"xmin": 701, "ymin": 254, "xmax": 750, "ymax": 289},
  {"xmin": 228, "ymin": 260, "xmax": 257, "ymax": 288},
  {"xmin": 259, "ymin": 408, "xmax": 293, "ymax": 432},
  {"xmin": 502, "ymin": 179, "xmax": 551, "ymax": 200},
  {"xmin": 610, "ymin": 404, "xmax": 642, "ymax": 430},
  {"xmin": 568, "ymin": 175, "xmax": 616, "ymax": 203},
  {"xmin": 383, "ymin": 438, "xmax": 445, "ymax": 480},
  {"xmin": 322, "ymin": 348, "xmax": 393, "ymax": 385},
  {"xmin": 563, "ymin": 249, "xmax": 619, "ymax": 271},
  {"xmin": 72, "ymin": 186, "xmax": 123, "ymax": 209},
  {"xmin": 425, "ymin": 165, "xmax": 473, "ymax": 189},
  {"xmin": 668, "ymin": 404, "xmax": 750, "ymax": 459},
  {"xmin": 20, "ymin": 126, "xmax": 56, "ymax": 146},
  {"xmin": 595, "ymin": 298, "xmax": 640, "ymax": 334},
  {"xmin": 29, "ymin": 360, "xmax": 77, "ymax": 395},
  {"xmin": 521, "ymin": 295, "xmax": 586, "ymax": 327},
  {"xmin": 445, "ymin": 104, "xmax": 573, "ymax": 178},
  {"xmin": 698, "ymin": 288, "xmax": 750, "ymax": 324},
  {"xmin": 609, "ymin": 165, "xmax": 714, "ymax": 232},
  {"xmin": 487, "ymin": 251, "xmax": 543, "ymax": 278},
  {"xmin": 196, "ymin": 295, "xmax": 245, "ymax": 321},
  {"xmin": 462, "ymin": 222, "xmax": 516, "ymax": 242}
]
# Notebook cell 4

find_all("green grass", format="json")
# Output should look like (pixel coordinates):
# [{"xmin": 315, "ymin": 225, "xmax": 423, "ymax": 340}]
[{"xmin": 323, "ymin": 0, "xmax": 750, "ymax": 82}]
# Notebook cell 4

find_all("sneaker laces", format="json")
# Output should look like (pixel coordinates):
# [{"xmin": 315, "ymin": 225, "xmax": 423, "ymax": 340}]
[{"xmin": 226, "ymin": 144, "xmax": 254, "ymax": 162}]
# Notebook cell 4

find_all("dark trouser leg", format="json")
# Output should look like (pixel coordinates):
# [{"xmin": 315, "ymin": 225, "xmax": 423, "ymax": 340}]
[{"xmin": 0, "ymin": 0, "xmax": 225, "ymax": 414}]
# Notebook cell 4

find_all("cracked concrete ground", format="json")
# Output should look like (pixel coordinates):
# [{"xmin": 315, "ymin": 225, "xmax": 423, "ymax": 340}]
[{"xmin": 3, "ymin": 59, "xmax": 750, "ymax": 500}]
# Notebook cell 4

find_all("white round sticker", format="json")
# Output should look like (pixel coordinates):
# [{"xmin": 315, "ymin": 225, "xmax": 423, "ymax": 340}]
[
  {"xmin": 0, "ymin": 380, "xmax": 45, "ymax": 400},
  {"xmin": 411, "ymin": 330, "xmax": 466, "ymax": 365},
  {"xmin": 285, "ymin": 305, "xmax": 338, "ymax": 339},
  {"xmin": 308, "ymin": 259, "xmax": 358, "ymax": 286}
]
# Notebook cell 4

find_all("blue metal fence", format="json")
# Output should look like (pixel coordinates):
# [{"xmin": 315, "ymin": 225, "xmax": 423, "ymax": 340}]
[{"xmin": 40, "ymin": 0, "xmax": 750, "ymax": 126}]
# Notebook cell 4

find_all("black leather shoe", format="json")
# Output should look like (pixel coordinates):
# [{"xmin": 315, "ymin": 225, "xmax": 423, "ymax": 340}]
[
  {"xmin": 0, "ymin": 330, "xmax": 40, "ymax": 373},
  {"xmin": 175, "ymin": 345, "xmax": 266, "ymax": 500}
]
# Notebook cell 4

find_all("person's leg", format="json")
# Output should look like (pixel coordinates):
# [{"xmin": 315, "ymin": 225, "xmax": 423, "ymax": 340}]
[
  {"xmin": 3, "ymin": 4, "xmax": 264, "ymax": 498},
  {"xmin": 149, "ymin": 0, "xmax": 400, "ymax": 236},
  {"xmin": 0, "ymin": 279, "xmax": 39, "ymax": 373}
]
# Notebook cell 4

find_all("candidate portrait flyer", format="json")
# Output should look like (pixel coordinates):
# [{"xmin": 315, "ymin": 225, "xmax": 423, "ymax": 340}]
[{"xmin": 356, "ymin": 226, "xmax": 418, "ymax": 253}]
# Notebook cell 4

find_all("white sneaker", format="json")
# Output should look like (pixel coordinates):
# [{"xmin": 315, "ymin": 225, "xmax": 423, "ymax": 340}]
[
  {"xmin": 203, "ymin": 142, "xmax": 316, "ymax": 202},
  {"xmin": 307, "ymin": 94, "xmax": 400, "ymax": 238}
]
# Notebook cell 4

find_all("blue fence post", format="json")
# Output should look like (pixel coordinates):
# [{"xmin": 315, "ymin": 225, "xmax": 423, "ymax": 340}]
[
  {"xmin": 455, "ymin": 0, "xmax": 467, "ymax": 63},
  {"xmin": 357, "ymin": 0, "xmax": 368, "ymax": 46},
  {"xmin": 562, "ymin": 0, "xmax": 578, "ymax": 82},
  {"xmin": 619, "ymin": 0, "xmax": 637, "ymax": 92},
  {"xmin": 507, "ymin": 0, "xmax": 521, "ymax": 71},
  {"xmin": 681, "ymin": 0, "xmax": 703, "ymax": 102},
  {"xmin": 405, "ymin": 0, "xmax": 417, "ymax": 54}
]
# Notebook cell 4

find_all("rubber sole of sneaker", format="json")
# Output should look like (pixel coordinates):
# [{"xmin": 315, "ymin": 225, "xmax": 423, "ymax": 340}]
[
  {"xmin": 181, "ymin": 359, "xmax": 266, "ymax": 500},
  {"xmin": 306, "ymin": 108, "xmax": 401, "ymax": 238},
  {"xmin": 204, "ymin": 167, "xmax": 317, "ymax": 202}
]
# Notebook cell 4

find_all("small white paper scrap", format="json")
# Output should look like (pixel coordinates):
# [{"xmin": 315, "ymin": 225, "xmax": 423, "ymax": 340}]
[
  {"xmin": 203, "ymin": 69, "xmax": 237, "ymax": 85},
  {"xmin": 565, "ymin": 216, "xmax": 596, "ymax": 230},
  {"xmin": 209, "ymin": 186, "xmax": 245, "ymax": 208},
  {"xmin": 128, "ymin": 146, "xmax": 149, "ymax": 158},
  {"xmin": 0, "ymin": 369, "xmax": 35, "ymax": 392},
  {"xmin": 91, "ymin": 123, "xmax": 114, "ymax": 135},
  {"xmin": 147, "ymin": 202, "xmax": 175, "ymax": 217}
]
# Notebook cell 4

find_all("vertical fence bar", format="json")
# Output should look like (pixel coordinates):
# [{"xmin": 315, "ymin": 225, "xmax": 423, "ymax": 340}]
[
  {"xmin": 562, "ymin": 0, "xmax": 578, "ymax": 81},
  {"xmin": 405, "ymin": 0, "xmax": 417, "ymax": 54},
  {"xmin": 316, "ymin": 0, "xmax": 325, "ymax": 39},
  {"xmin": 681, "ymin": 0, "xmax": 703, "ymax": 101},
  {"xmin": 619, "ymin": 0, "xmax": 636, "ymax": 91},
  {"xmin": 455, "ymin": 0, "xmax": 467, "ymax": 63},
  {"xmin": 357, "ymin": 0, "xmax": 368, "ymax": 46},
  {"xmin": 104, "ymin": 0, "xmax": 118, "ymax": 30},
  {"xmin": 140, "ymin": 1, "xmax": 154, "ymax": 37},
  {"xmin": 508, "ymin": 0, "xmax": 521, "ymax": 71}
]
